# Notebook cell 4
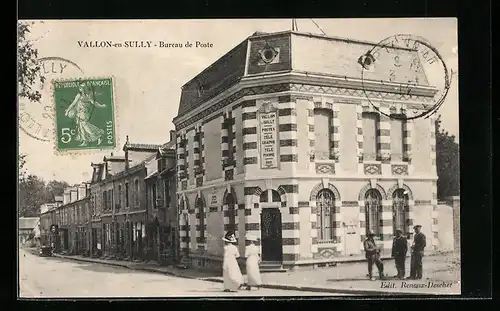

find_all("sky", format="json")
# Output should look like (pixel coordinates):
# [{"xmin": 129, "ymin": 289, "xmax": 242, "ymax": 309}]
[{"xmin": 18, "ymin": 18, "xmax": 458, "ymax": 185}]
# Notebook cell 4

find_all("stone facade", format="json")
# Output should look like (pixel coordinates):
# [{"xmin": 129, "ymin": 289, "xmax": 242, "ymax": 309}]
[{"xmin": 173, "ymin": 30, "xmax": 439, "ymax": 268}]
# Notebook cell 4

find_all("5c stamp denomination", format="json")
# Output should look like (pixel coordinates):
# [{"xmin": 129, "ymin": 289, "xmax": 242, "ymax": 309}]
[{"xmin": 53, "ymin": 77, "xmax": 116, "ymax": 152}]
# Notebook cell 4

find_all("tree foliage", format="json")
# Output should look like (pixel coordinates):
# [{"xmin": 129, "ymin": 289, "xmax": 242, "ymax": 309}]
[
  {"xmin": 45, "ymin": 180, "xmax": 70, "ymax": 202},
  {"xmin": 19, "ymin": 175, "xmax": 47, "ymax": 217},
  {"xmin": 18, "ymin": 153, "xmax": 27, "ymax": 180},
  {"xmin": 18, "ymin": 176, "xmax": 69, "ymax": 218},
  {"xmin": 18, "ymin": 21, "xmax": 45, "ymax": 102},
  {"xmin": 435, "ymin": 115, "xmax": 460, "ymax": 199}
]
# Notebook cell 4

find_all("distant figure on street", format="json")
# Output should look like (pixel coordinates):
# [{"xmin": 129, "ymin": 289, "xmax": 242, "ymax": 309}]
[
  {"xmin": 363, "ymin": 230, "xmax": 384, "ymax": 281},
  {"xmin": 391, "ymin": 228, "xmax": 408, "ymax": 279},
  {"xmin": 244, "ymin": 234, "xmax": 262, "ymax": 290},
  {"xmin": 409, "ymin": 225, "xmax": 426, "ymax": 279},
  {"xmin": 222, "ymin": 231, "xmax": 244, "ymax": 292}
]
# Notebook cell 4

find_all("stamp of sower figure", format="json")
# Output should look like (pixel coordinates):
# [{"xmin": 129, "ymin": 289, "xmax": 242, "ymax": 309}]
[{"xmin": 53, "ymin": 77, "xmax": 116, "ymax": 152}]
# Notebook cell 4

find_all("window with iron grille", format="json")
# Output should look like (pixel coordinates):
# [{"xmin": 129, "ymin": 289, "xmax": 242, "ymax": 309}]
[
  {"xmin": 392, "ymin": 189, "xmax": 408, "ymax": 235},
  {"xmin": 364, "ymin": 189, "xmax": 382, "ymax": 237},
  {"xmin": 196, "ymin": 198, "xmax": 205, "ymax": 242},
  {"xmin": 316, "ymin": 189, "xmax": 335, "ymax": 241},
  {"xmin": 225, "ymin": 193, "xmax": 236, "ymax": 232}
]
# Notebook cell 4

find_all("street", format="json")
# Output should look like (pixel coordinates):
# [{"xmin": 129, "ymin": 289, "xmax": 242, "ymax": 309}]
[{"xmin": 18, "ymin": 249, "xmax": 340, "ymax": 298}]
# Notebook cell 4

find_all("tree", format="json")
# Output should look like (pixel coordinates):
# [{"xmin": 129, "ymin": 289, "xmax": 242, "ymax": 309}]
[
  {"xmin": 435, "ymin": 115, "xmax": 460, "ymax": 199},
  {"xmin": 18, "ymin": 153, "xmax": 27, "ymax": 180},
  {"xmin": 18, "ymin": 175, "xmax": 47, "ymax": 217},
  {"xmin": 45, "ymin": 180, "xmax": 70, "ymax": 202},
  {"xmin": 18, "ymin": 21, "xmax": 45, "ymax": 102}
]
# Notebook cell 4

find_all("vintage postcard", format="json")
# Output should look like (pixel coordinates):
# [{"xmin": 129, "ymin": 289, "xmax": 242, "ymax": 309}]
[{"xmin": 18, "ymin": 18, "xmax": 460, "ymax": 298}]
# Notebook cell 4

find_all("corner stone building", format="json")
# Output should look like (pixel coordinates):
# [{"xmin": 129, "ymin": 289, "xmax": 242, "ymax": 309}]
[{"xmin": 173, "ymin": 30, "xmax": 440, "ymax": 269}]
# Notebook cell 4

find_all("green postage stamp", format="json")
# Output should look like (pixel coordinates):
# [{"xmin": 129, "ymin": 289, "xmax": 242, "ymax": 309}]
[{"xmin": 53, "ymin": 77, "xmax": 116, "ymax": 153}]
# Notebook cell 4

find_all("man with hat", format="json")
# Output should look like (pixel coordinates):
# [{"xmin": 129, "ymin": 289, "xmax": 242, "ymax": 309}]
[
  {"xmin": 363, "ymin": 230, "xmax": 384, "ymax": 281},
  {"xmin": 409, "ymin": 225, "xmax": 426, "ymax": 280},
  {"xmin": 391, "ymin": 228, "xmax": 408, "ymax": 279}
]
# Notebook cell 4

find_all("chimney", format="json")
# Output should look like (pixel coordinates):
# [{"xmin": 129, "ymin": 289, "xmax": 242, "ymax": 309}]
[
  {"xmin": 170, "ymin": 130, "xmax": 176, "ymax": 142},
  {"xmin": 77, "ymin": 184, "xmax": 88, "ymax": 199},
  {"xmin": 124, "ymin": 135, "xmax": 130, "ymax": 170},
  {"xmin": 70, "ymin": 189, "xmax": 78, "ymax": 202},
  {"xmin": 63, "ymin": 190, "xmax": 71, "ymax": 205}
]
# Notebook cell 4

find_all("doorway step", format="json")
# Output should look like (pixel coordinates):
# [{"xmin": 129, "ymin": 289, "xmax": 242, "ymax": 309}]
[{"xmin": 259, "ymin": 261, "xmax": 287, "ymax": 273}]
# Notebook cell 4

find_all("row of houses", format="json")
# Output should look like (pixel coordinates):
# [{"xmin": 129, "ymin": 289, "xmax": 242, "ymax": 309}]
[
  {"xmin": 39, "ymin": 29, "xmax": 458, "ymax": 270},
  {"xmin": 39, "ymin": 132, "xmax": 177, "ymax": 264}
]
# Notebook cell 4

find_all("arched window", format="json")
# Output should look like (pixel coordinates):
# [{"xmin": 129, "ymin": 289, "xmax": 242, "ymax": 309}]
[
  {"xmin": 260, "ymin": 189, "xmax": 281, "ymax": 203},
  {"xmin": 316, "ymin": 189, "xmax": 335, "ymax": 241},
  {"xmin": 392, "ymin": 189, "xmax": 408, "ymax": 235},
  {"xmin": 225, "ymin": 193, "xmax": 236, "ymax": 232},
  {"xmin": 196, "ymin": 198, "xmax": 205, "ymax": 242},
  {"xmin": 365, "ymin": 189, "xmax": 382, "ymax": 237}
]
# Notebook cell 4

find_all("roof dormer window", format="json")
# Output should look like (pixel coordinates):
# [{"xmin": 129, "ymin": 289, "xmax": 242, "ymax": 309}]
[{"xmin": 259, "ymin": 43, "xmax": 278, "ymax": 64}]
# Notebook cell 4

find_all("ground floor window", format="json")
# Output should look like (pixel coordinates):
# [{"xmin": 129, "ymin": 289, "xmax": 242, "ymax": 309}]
[{"xmin": 364, "ymin": 189, "xmax": 382, "ymax": 237}]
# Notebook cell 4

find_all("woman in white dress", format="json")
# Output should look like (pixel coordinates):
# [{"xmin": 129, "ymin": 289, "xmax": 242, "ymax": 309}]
[
  {"xmin": 222, "ymin": 231, "xmax": 244, "ymax": 292},
  {"xmin": 244, "ymin": 234, "xmax": 262, "ymax": 290}
]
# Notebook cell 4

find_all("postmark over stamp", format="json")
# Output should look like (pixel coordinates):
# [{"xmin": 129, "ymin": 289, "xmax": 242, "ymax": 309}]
[
  {"xmin": 52, "ymin": 77, "xmax": 116, "ymax": 152},
  {"xmin": 358, "ymin": 34, "xmax": 452, "ymax": 120},
  {"xmin": 19, "ymin": 57, "xmax": 84, "ymax": 142}
]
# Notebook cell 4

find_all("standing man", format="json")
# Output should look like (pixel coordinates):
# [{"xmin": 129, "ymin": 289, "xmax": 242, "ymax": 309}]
[
  {"xmin": 409, "ymin": 225, "xmax": 426, "ymax": 279},
  {"xmin": 391, "ymin": 228, "xmax": 408, "ymax": 279},
  {"xmin": 363, "ymin": 230, "xmax": 384, "ymax": 281}
]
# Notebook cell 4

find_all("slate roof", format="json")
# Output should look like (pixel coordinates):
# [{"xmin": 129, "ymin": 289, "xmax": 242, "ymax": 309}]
[
  {"xmin": 123, "ymin": 142, "xmax": 163, "ymax": 152},
  {"xmin": 176, "ymin": 30, "xmax": 432, "ymax": 120},
  {"xmin": 19, "ymin": 217, "xmax": 39, "ymax": 230},
  {"xmin": 103, "ymin": 155, "xmax": 126, "ymax": 162}
]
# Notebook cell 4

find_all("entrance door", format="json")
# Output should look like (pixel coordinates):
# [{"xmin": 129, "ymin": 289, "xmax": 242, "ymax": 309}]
[
  {"xmin": 260, "ymin": 208, "xmax": 283, "ymax": 262},
  {"xmin": 63, "ymin": 229, "xmax": 69, "ymax": 251}
]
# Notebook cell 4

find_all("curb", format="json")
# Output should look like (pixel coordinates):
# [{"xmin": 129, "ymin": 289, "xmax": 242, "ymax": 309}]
[
  {"xmin": 199, "ymin": 278, "xmax": 432, "ymax": 296},
  {"xmin": 51, "ymin": 254, "xmax": 200, "ymax": 281},
  {"xmin": 50, "ymin": 254, "xmax": 448, "ymax": 296}
]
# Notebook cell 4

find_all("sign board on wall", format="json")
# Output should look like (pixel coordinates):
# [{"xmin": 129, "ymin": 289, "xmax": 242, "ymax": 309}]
[
  {"xmin": 209, "ymin": 188, "xmax": 219, "ymax": 206},
  {"xmin": 258, "ymin": 102, "xmax": 279, "ymax": 169}
]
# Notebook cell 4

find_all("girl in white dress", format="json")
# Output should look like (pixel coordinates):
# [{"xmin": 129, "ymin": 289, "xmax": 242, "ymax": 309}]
[
  {"xmin": 222, "ymin": 231, "xmax": 244, "ymax": 292},
  {"xmin": 244, "ymin": 234, "xmax": 262, "ymax": 290}
]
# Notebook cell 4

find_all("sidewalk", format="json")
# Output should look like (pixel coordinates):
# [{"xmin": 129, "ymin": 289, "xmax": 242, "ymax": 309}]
[{"xmin": 50, "ymin": 252, "xmax": 461, "ymax": 296}]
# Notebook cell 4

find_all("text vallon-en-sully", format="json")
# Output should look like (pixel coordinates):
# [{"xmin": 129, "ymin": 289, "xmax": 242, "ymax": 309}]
[{"xmin": 77, "ymin": 40, "xmax": 213, "ymax": 48}]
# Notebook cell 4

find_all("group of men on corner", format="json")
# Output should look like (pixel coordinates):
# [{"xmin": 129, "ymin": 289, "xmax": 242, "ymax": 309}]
[{"xmin": 363, "ymin": 225, "xmax": 427, "ymax": 281}]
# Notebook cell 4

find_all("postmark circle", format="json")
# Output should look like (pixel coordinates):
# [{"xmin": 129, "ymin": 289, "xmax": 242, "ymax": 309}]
[
  {"xmin": 19, "ymin": 57, "xmax": 84, "ymax": 142},
  {"xmin": 359, "ymin": 34, "xmax": 451, "ymax": 120}
]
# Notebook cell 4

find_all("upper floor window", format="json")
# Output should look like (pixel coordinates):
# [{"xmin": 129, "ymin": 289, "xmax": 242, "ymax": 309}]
[
  {"xmin": 117, "ymin": 185, "xmax": 122, "ymax": 210},
  {"xmin": 134, "ymin": 179, "xmax": 139, "ymax": 206},
  {"xmin": 164, "ymin": 180, "xmax": 171, "ymax": 208},
  {"xmin": 125, "ymin": 183, "xmax": 129, "ymax": 208},
  {"xmin": 390, "ymin": 115, "xmax": 405, "ymax": 162},
  {"xmin": 152, "ymin": 183, "xmax": 157, "ymax": 209},
  {"xmin": 314, "ymin": 108, "xmax": 333, "ymax": 160},
  {"xmin": 362, "ymin": 112, "xmax": 380, "ymax": 161}
]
